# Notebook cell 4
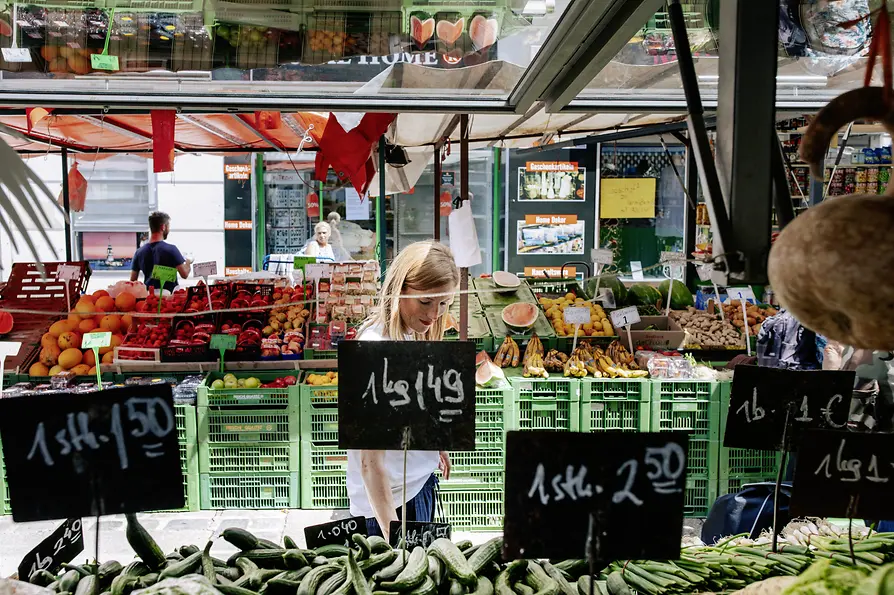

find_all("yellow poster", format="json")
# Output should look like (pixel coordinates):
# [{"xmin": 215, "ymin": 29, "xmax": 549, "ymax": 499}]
[{"xmin": 599, "ymin": 178, "xmax": 657, "ymax": 219}]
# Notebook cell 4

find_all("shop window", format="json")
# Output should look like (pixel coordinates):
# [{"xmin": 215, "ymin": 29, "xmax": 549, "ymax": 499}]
[{"xmin": 70, "ymin": 155, "xmax": 155, "ymax": 232}]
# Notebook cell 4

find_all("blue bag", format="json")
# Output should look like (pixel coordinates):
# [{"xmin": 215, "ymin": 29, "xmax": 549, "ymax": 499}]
[{"xmin": 701, "ymin": 482, "xmax": 792, "ymax": 544}]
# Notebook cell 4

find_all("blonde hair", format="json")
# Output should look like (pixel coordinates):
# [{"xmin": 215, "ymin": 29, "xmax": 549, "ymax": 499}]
[
  {"xmin": 314, "ymin": 221, "xmax": 331, "ymax": 235},
  {"xmin": 366, "ymin": 241, "xmax": 460, "ymax": 341}
]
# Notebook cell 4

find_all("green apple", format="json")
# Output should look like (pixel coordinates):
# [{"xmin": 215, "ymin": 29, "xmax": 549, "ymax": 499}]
[
  {"xmin": 223, "ymin": 373, "xmax": 236, "ymax": 383},
  {"xmin": 237, "ymin": 378, "xmax": 246, "ymax": 387},
  {"xmin": 211, "ymin": 379, "xmax": 225, "ymax": 390},
  {"xmin": 224, "ymin": 379, "xmax": 238, "ymax": 389},
  {"xmin": 244, "ymin": 377, "xmax": 260, "ymax": 389}
]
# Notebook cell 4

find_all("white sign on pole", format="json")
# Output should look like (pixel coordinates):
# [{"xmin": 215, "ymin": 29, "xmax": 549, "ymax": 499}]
[
  {"xmin": 305, "ymin": 263, "xmax": 331, "ymax": 281},
  {"xmin": 630, "ymin": 261, "xmax": 645, "ymax": 282},
  {"xmin": 57, "ymin": 265, "xmax": 81, "ymax": 281},
  {"xmin": 563, "ymin": 307, "xmax": 591, "ymax": 325},
  {"xmin": 591, "ymin": 249, "xmax": 614, "ymax": 266},
  {"xmin": 726, "ymin": 287, "xmax": 757, "ymax": 304},
  {"xmin": 1, "ymin": 48, "xmax": 31, "ymax": 62},
  {"xmin": 193, "ymin": 261, "xmax": 218, "ymax": 278},
  {"xmin": 610, "ymin": 306, "xmax": 641, "ymax": 330},
  {"xmin": 345, "ymin": 188, "xmax": 370, "ymax": 221}
]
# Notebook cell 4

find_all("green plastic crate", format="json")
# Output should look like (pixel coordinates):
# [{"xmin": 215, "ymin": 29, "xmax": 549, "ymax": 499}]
[
  {"xmin": 580, "ymin": 378, "xmax": 650, "ymax": 432},
  {"xmin": 687, "ymin": 439, "xmax": 719, "ymax": 477},
  {"xmin": 443, "ymin": 311, "xmax": 493, "ymax": 352},
  {"xmin": 484, "ymin": 307, "xmax": 556, "ymax": 350},
  {"xmin": 177, "ymin": 404, "xmax": 200, "ymax": 512},
  {"xmin": 684, "ymin": 474, "xmax": 717, "ymax": 518},
  {"xmin": 198, "ymin": 372, "xmax": 301, "ymax": 408},
  {"xmin": 299, "ymin": 383, "xmax": 339, "ymax": 445},
  {"xmin": 650, "ymin": 380, "xmax": 722, "ymax": 441},
  {"xmin": 299, "ymin": 442, "xmax": 348, "ymax": 509},
  {"xmin": 439, "ymin": 487, "xmax": 504, "ymax": 531},
  {"xmin": 718, "ymin": 381, "xmax": 781, "ymax": 483},
  {"xmin": 305, "ymin": 349, "xmax": 339, "ymax": 360},
  {"xmin": 473, "ymin": 277, "xmax": 538, "ymax": 308},
  {"xmin": 447, "ymin": 386, "xmax": 512, "ymax": 483},
  {"xmin": 200, "ymin": 473, "xmax": 299, "ymax": 510},
  {"xmin": 510, "ymin": 378, "xmax": 580, "ymax": 431},
  {"xmin": 200, "ymin": 442, "xmax": 300, "ymax": 474},
  {"xmin": 198, "ymin": 407, "xmax": 299, "ymax": 443}
]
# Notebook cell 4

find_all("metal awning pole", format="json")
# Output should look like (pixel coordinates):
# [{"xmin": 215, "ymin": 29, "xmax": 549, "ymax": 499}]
[
  {"xmin": 459, "ymin": 115, "xmax": 469, "ymax": 342},
  {"xmin": 377, "ymin": 136, "xmax": 387, "ymax": 276},
  {"xmin": 61, "ymin": 147, "xmax": 72, "ymax": 261},
  {"xmin": 434, "ymin": 143, "xmax": 442, "ymax": 241}
]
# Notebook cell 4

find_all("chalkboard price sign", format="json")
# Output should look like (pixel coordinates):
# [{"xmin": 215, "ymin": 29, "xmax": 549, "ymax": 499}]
[
  {"xmin": 792, "ymin": 430, "xmax": 894, "ymax": 520},
  {"xmin": 724, "ymin": 365, "xmax": 855, "ymax": 451},
  {"xmin": 388, "ymin": 521, "xmax": 451, "ymax": 548},
  {"xmin": 17, "ymin": 518, "xmax": 84, "ymax": 581},
  {"xmin": 503, "ymin": 431, "xmax": 688, "ymax": 561},
  {"xmin": 304, "ymin": 516, "xmax": 367, "ymax": 549},
  {"xmin": 0, "ymin": 384, "xmax": 184, "ymax": 521},
  {"xmin": 337, "ymin": 341, "xmax": 476, "ymax": 451}
]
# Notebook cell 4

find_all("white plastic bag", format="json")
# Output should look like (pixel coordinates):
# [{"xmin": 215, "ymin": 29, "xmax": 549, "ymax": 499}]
[{"xmin": 448, "ymin": 201, "xmax": 482, "ymax": 268}]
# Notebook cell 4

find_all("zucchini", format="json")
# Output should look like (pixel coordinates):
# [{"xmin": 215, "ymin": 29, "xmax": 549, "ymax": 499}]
[
  {"xmin": 317, "ymin": 569, "xmax": 348, "ymax": 595},
  {"xmin": 455, "ymin": 542, "xmax": 473, "ymax": 553},
  {"xmin": 524, "ymin": 563, "xmax": 558, "ymax": 595},
  {"xmin": 29, "ymin": 570, "xmax": 56, "ymax": 586},
  {"xmin": 429, "ymin": 540, "xmax": 476, "ymax": 589},
  {"xmin": 312, "ymin": 557, "xmax": 331, "ymax": 567},
  {"xmin": 122, "ymin": 562, "xmax": 151, "ymax": 578},
  {"xmin": 380, "ymin": 547, "xmax": 427, "ymax": 591},
  {"xmin": 603, "ymin": 574, "xmax": 629, "ymax": 595},
  {"xmin": 218, "ymin": 585, "xmax": 261, "ymax": 595},
  {"xmin": 137, "ymin": 574, "xmax": 159, "ymax": 589},
  {"xmin": 375, "ymin": 551, "xmax": 407, "ymax": 582},
  {"xmin": 468, "ymin": 539, "xmax": 502, "ymax": 576},
  {"xmin": 166, "ymin": 553, "xmax": 185, "ymax": 562},
  {"xmin": 427, "ymin": 556, "xmax": 444, "ymax": 587},
  {"xmin": 63, "ymin": 565, "xmax": 92, "ymax": 577},
  {"xmin": 218, "ymin": 568, "xmax": 244, "ymax": 582},
  {"xmin": 447, "ymin": 580, "xmax": 465, "ymax": 595},
  {"xmin": 472, "ymin": 577, "xmax": 493, "ymax": 595},
  {"xmin": 125, "ymin": 514, "xmax": 166, "ymax": 571},
  {"xmin": 297, "ymin": 563, "xmax": 340, "ymax": 595},
  {"xmin": 407, "ymin": 577, "xmax": 436, "ymax": 595},
  {"xmin": 60, "ymin": 570, "xmax": 84, "ymax": 592},
  {"xmin": 258, "ymin": 539, "xmax": 284, "ymax": 550},
  {"xmin": 159, "ymin": 551, "xmax": 203, "ymax": 580},
  {"xmin": 541, "ymin": 563, "xmax": 575, "ymax": 595},
  {"xmin": 552, "ymin": 562, "xmax": 585, "ymax": 579},
  {"xmin": 260, "ymin": 578, "xmax": 304, "ymax": 595},
  {"xmin": 180, "ymin": 545, "xmax": 201, "ymax": 557},
  {"xmin": 347, "ymin": 551, "xmax": 373, "ymax": 595},
  {"xmin": 109, "ymin": 574, "xmax": 139, "ymax": 595},
  {"xmin": 495, "ymin": 562, "xmax": 527, "ymax": 595},
  {"xmin": 368, "ymin": 536, "xmax": 391, "ymax": 555},
  {"xmin": 514, "ymin": 585, "xmax": 534, "ymax": 595},
  {"xmin": 202, "ymin": 541, "xmax": 216, "ymax": 583},
  {"xmin": 235, "ymin": 549, "xmax": 291, "ymax": 569},
  {"xmin": 352, "ymin": 534, "xmax": 372, "ymax": 561},
  {"xmin": 223, "ymin": 528, "xmax": 261, "ymax": 551},
  {"xmin": 359, "ymin": 551, "xmax": 397, "ymax": 575},
  {"xmin": 217, "ymin": 575, "xmax": 234, "ymax": 586},
  {"xmin": 284, "ymin": 536, "xmax": 299, "ymax": 550},
  {"xmin": 283, "ymin": 549, "xmax": 310, "ymax": 570},
  {"xmin": 315, "ymin": 545, "xmax": 350, "ymax": 559},
  {"xmin": 74, "ymin": 575, "xmax": 99, "ymax": 595}
]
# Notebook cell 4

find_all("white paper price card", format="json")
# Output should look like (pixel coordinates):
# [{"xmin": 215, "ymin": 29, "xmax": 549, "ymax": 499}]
[
  {"xmin": 82, "ymin": 332, "xmax": 111, "ymax": 350},
  {"xmin": 660, "ymin": 251, "xmax": 685, "ymax": 263},
  {"xmin": 2, "ymin": 48, "xmax": 32, "ymax": 62},
  {"xmin": 696, "ymin": 264, "xmax": 713, "ymax": 282},
  {"xmin": 610, "ymin": 306, "xmax": 641, "ymax": 329},
  {"xmin": 193, "ymin": 261, "xmax": 218, "ymax": 277},
  {"xmin": 591, "ymin": 248, "xmax": 614, "ymax": 266},
  {"xmin": 726, "ymin": 287, "xmax": 756, "ymax": 304},
  {"xmin": 305, "ymin": 263, "xmax": 331, "ymax": 281},
  {"xmin": 0, "ymin": 341, "xmax": 21, "ymax": 358},
  {"xmin": 56, "ymin": 265, "xmax": 81, "ymax": 281},
  {"xmin": 563, "ymin": 307, "xmax": 591, "ymax": 325},
  {"xmin": 630, "ymin": 261, "xmax": 645, "ymax": 282}
]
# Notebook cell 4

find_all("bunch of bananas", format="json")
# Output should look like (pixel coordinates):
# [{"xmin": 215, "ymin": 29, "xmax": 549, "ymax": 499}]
[
  {"xmin": 563, "ymin": 353, "xmax": 588, "ymax": 377},
  {"xmin": 543, "ymin": 349, "xmax": 569, "ymax": 373},
  {"xmin": 522, "ymin": 333, "xmax": 548, "ymax": 378},
  {"xmin": 494, "ymin": 335, "xmax": 520, "ymax": 368},
  {"xmin": 606, "ymin": 340, "xmax": 635, "ymax": 366},
  {"xmin": 562, "ymin": 341, "xmax": 648, "ymax": 378}
]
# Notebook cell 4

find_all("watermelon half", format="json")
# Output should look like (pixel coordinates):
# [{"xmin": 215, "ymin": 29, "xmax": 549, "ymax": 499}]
[
  {"xmin": 626, "ymin": 284, "xmax": 663, "ymax": 309},
  {"xmin": 0, "ymin": 310, "xmax": 13, "ymax": 335},
  {"xmin": 657, "ymin": 279, "xmax": 694, "ymax": 310}
]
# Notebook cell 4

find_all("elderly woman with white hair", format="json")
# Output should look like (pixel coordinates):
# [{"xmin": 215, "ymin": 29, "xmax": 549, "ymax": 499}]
[{"xmin": 302, "ymin": 221, "xmax": 336, "ymax": 262}]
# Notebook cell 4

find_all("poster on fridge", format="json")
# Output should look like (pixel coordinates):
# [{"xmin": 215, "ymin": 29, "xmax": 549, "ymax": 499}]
[
  {"xmin": 518, "ymin": 162, "xmax": 586, "ymax": 201},
  {"xmin": 516, "ymin": 215, "xmax": 585, "ymax": 255}
]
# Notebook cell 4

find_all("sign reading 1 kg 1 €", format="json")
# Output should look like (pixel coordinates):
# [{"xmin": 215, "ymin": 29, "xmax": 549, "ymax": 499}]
[{"xmin": 337, "ymin": 341, "xmax": 476, "ymax": 451}]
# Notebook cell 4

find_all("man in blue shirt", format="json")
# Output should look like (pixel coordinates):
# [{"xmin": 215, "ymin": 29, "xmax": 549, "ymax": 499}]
[{"xmin": 130, "ymin": 211, "xmax": 191, "ymax": 292}]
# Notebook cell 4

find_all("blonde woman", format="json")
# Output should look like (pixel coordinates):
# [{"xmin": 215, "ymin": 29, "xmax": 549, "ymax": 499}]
[
  {"xmin": 303, "ymin": 221, "xmax": 336, "ymax": 262},
  {"xmin": 347, "ymin": 241, "xmax": 460, "ymax": 541}
]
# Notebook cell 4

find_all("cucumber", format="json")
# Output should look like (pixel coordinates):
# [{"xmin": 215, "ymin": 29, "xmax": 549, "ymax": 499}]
[
  {"xmin": 29, "ymin": 570, "xmax": 56, "ymax": 586},
  {"xmin": 223, "ymin": 528, "xmax": 262, "ymax": 551},
  {"xmin": 217, "ymin": 575, "xmax": 234, "ymax": 586},
  {"xmin": 218, "ymin": 585, "xmax": 261, "ymax": 595},
  {"xmin": 463, "ymin": 545, "xmax": 480, "ymax": 561},
  {"xmin": 283, "ymin": 549, "xmax": 310, "ymax": 570},
  {"xmin": 524, "ymin": 563, "xmax": 558, "ymax": 595},
  {"xmin": 261, "ymin": 578, "xmax": 305, "ymax": 595},
  {"xmin": 99, "ymin": 563, "xmax": 124, "ymax": 588},
  {"xmin": 380, "ymin": 547, "xmax": 427, "ymax": 591},
  {"xmin": 202, "ymin": 541, "xmax": 216, "ymax": 583},
  {"xmin": 513, "ymin": 584, "xmax": 534, "ymax": 595},
  {"xmin": 359, "ymin": 551, "xmax": 397, "ymax": 575},
  {"xmin": 166, "ymin": 553, "xmax": 185, "ymax": 562},
  {"xmin": 63, "ymin": 565, "xmax": 93, "ymax": 577},
  {"xmin": 447, "ymin": 580, "xmax": 465, "ymax": 595},
  {"xmin": 122, "ymin": 562, "xmax": 151, "ymax": 578},
  {"xmin": 603, "ymin": 574, "xmax": 629, "ymax": 595},
  {"xmin": 541, "ymin": 563, "xmax": 575, "ymax": 595},
  {"xmin": 74, "ymin": 575, "xmax": 98, "ymax": 595},
  {"xmin": 60, "ymin": 570, "xmax": 84, "ymax": 592},
  {"xmin": 236, "ymin": 549, "xmax": 291, "ymax": 569},
  {"xmin": 315, "ymin": 545, "xmax": 350, "ymax": 559},
  {"xmin": 347, "ymin": 551, "xmax": 373, "ymax": 595},
  {"xmin": 312, "ymin": 557, "xmax": 331, "ymax": 567},
  {"xmin": 218, "ymin": 568, "xmax": 244, "ymax": 582},
  {"xmin": 258, "ymin": 539, "xmax": 284, "ymax": 550},
  {"xmin": 47, "ymin": 580, "xmax": 60, "ymax": 592},
  {"xmin": 467, "ymin": 539, "xmax": 502, "ymax": 576},
  {"xmin": 407, "ymin": 577, "xmax": 436, "ymax": 595},
  {"xmin": 137, "ymin": 574, "xmax": 159, "ymax": 589},
  {"xmin": 375, "ymin": 551, "xmax": 407, "ymax": 582},
  {"xmin": 495, "ymin": 562, "xmax": 527, "ymax": 595},
  {"xmin": 125, "ymin": 514, "xmax": 166, "ymax": 571},
  {"xmin": 273, "ymin": 569, "xmax": 311, "ymax": 582},
  {"xmin": 455, "ymin": 542, "xmax": 473, "ymax": 553},
  {"xmin": 298, "ymin": 563, "xmax": 340, "ymax": 595},
  {"xmin": 352, "ymin": 534, "xmax": 372, "ymax": 561},
  {"xmin": 367, "ymin": 536, "xmax": 391, "ymax": 555},
  {"xmin": 160, "ymin": 551, "xmax": 203, "ymax": 580},
  {"xmin": 427, "ymin": 556, "xmax": 444, "ymax": 587},
  {"xmin": 429, "ymin": 540, "xmax": 476, "ymax": 589},
  {"xmin": 236, "ymin": 569, "xmax": 282, "ymax": 591},
  {"xmin": 472, "ymin": 577, "xmax": 493, "ymax": 595},
  {"xmin": 552, "ymin": 562, "xmax": 585, "ymax": 579},
  {"xmin": 317, "ymin": 569, "xmax": 348, "ymax": 595},
  {"xmin": 109, "ymin": 575, "xmax": 139, "ymax": 595},
  {"xmin": 178, "ymin": 545, "xmax": 200, "ymax": 557},
  {"xmin": 284, "ymin": 536, "xmax": 299, "ymax": 550}
]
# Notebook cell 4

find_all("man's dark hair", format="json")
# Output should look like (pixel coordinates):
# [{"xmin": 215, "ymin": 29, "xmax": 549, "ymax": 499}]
[{"xmin": 149, "ymin": 211, "xmax": 170, "ymax": 233}]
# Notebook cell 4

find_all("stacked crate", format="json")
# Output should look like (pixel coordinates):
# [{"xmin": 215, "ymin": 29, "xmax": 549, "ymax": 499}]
[
  {"xmin": 299, "ymin": 380, "xmax": 347, "ymax": 510},
  {"xmin": 169, "ymin": 403, "xmax": 200, "ymax": 511},
  {"xmin": 650, "ymin": 379, "xmax": 722, "ymax": 517},
  {"xmin": 198, "ymin": 372, "xmax": 300, "ymax": 509},
  {"xmin": 580, "ymin": 378, "xmax": 650, "ymax": 433},
  {"xmin": 511, "ymin": 377, "xmax": 580, "ymax": 432},
  {"xmin": 439, "ymin": 386, "xmax": 512, "ymax": 531},
  {"xmin": 717, "ymin": 382, "xmax": 782, "ymax": 496}
]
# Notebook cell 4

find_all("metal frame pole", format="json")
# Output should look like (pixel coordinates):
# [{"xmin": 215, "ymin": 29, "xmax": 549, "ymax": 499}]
[
  {"xmin": 434, "ymin": 143, "xmax": 442, "ymax": 242},
  {"xmin": 491, "ymin": 147, "xmax": 501, "ymax": 274},
  {"xmin": 378, "ymin": 136, "xmax": 387, "ymax": 275},
  {"xmin": 684, "ymin": 142, "xmax": 698, "ymax": 290},
  {"xmin": 459, "ymin": 115, "xmax": 469, "ymax": 342},
  {"xmin": 61, "ymin": 147, "xmax": 72, "ymax": 261}
]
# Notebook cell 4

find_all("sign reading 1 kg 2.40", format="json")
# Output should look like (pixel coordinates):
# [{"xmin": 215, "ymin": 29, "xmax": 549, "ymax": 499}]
[
  {"xmin": 0, "ymin": 384, "xmax": 184, "ymax": 521},
  {"xmin": 724, "ymin": 365, "xmax": 855, "ymax": 452},
  {"xmin": 337, "ymin": 341, "xmax": 476, "ymax": 451}
]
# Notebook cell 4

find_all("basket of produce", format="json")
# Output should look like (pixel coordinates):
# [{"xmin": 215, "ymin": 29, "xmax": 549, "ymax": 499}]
[
  {"xmin": 670, "ymin": 307, "xmax": 747, "ymax": 349},
  {"xmin": 161, "ymin": 318, "xmax": 214, "ymax": 362}
]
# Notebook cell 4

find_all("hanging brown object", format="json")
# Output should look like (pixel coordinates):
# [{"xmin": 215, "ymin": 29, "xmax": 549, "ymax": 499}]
[{"xmin": 57, "ymin": 162, "xmax": 87, "ymax": 212}]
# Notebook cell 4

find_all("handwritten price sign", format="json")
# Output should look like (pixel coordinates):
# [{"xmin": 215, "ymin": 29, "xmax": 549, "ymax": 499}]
[{"xmin": 17, "ymin": 518, "xmax": 83, "ymax": 581}]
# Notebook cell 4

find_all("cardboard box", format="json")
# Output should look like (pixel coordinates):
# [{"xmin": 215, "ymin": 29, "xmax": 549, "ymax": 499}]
[{"xmin": 624, "ymin": 316, "xmax": 687, "ymax": 350}]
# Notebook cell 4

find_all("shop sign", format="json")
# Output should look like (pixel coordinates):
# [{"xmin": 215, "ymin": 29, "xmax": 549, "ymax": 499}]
[
  {"xmin": 306, "ymin": 192, "xmax": 320, "ymax": 218},
  {"xmin": 524, "ymin": 214, "xmax": 578, "ymax": 225},
  {"xmin": 441, "ymin": 172, "xmax": 455, "ymax": 186},
  {"xmin": 503, "ymin": 431, "xmax": 688, "ymax": 560},
  {"xmin": 525, "ymin": 161, "xmax": 578, "ymax": 172},
  {"xmin": 224, "ymin": 220, "xmax": 252, "ymax": 230},
  {"xmin": 337, "ymin": 340, "xmax": 476, "ymax": 451},
  {"xmin": 724, "ymin": 365, "xmax": 855, "ymax": 452},
  {"xmin": 0, "ymin": 384, "xmax": 183, "ymax": 521},
  {"xmin": 224, "ymin": 267, "xmax": 253, "ymax": 276},
  {"xmin": 523, "ymin": 266, "xmax": 576, "ymax": 279},
  {"xmin": 439, "ymin": 191, "xmax": 453, "ymax": 216},
  {"xmin": 225, "ymin": 164, "xmax": 251, "ymax": 180}
]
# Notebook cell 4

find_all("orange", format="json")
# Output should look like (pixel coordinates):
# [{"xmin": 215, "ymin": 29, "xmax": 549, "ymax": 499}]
[
  {"xmin": 29, "ymin": 362, "xmax": 49, "ymax": 376},
  {"xmin": 48, "ymin": 365, "xmax": 63, "ymax": 376},
  {"xmin": 78, "ymin": 319, "xmax": 97, "ymax": 333},
  {"xmin": 40, "ymin": 332, "xmax": 57, "ymax": 350},
  {"xmin": 100, "ymin": 333, "xmax": 123, "ymax": 356},
  {"xmin": 74, "ymin": 301, "xmax": 95, "ymax": 319},
  {"xmin": 120, "ymin": 314, "xmax": 134, "ymax": 333},
  {"xmin": 102, "ymin": 351, "xmax": 114, "ymax": 364},
  {"xmin": 99, "ymin": 314, "xmax": 121, "ymax": 334},
  {"xmin": 49, "ymin": 319, "xmax": 75, "ymax": 338},
  {"xmin": 83, "ymin": 349, "xmax": 96, "ymax": 367},
  {"xmin": 95, "ymin": 296, "xmax": 115, "ymax": 313},
  {"xmin": 70, "ymin": 364, "xmax": 91, "ymax": 376},
  {"xmin": 77, "ymin": 294, "xmax": 95, "ymax": 304},
  {"xmin": 92, "ymin": 290, "xmax": 110, "ymax": 300},
  {"xmin": 88, "ymin": 366, "xmax": 98, "ymax": 376},
  {"xmin": 67, "ymin": 312, "xmax": 82, "ymax": 324},
  {"xmin": 58, "ymin": 348, "xmax": 83, "ymax": 370},
  {"xmin": 39, "ymin": 345, "xmax": 61, "ymax": 366},
  {"xmin": 115, "ymin": 292, "xmax": 137, "ymax": 313},
  {"xmin": 57, "ymin": 331, "xmax": 82, "ymax": 350}
]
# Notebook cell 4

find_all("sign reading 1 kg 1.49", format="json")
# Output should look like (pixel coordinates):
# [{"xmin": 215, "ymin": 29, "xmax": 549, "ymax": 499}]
[
  {"xmin": 338, "ymin": 341, "xmax": 476, "ymax": 451},
  {"xmin": 0, "ymin": 384, "xmax": 184, "ymax": 521}
]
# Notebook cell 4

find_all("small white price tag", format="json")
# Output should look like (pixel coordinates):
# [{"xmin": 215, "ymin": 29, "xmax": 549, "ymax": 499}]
[
  {"xmin": 630, "ymin": 261, "xmax": 645, "ymax": 282},
  {"xmin": 563, "ymin": 307, "xmax": 591, "ymax": 325},
  {"xmin": 193, "ymin": 261, "xmax": 218, "ymax": 277},
  {"xmin": 610, "ymin": 306, "xmax": 641, "ymax": 329},
  {"xmin": 82, "ymin": 332, "xmax": 112, "ymax": 350},
  {"xmin": 591, "ymin": 248, "xmax": 614, "ymax": 266},
  {"xmin": 696, "ymin": 264, "xmax": 713, "ymax": 282},
  {"xmin": 0, "ymin": 341, "xmax": 21, "ymax": 358},
  {"xmin": 2, "ymin": 48, "xmax": 32, "ymax": 62},
  {"xmin": 57, "ymin": 265, "xmax": 81, "ymax": 281},
  {"xmin": 306, "ymin": 263, "xmax": 331, "ymax": 281},
  {"xmin": 660, "ymin": 251, "xmax": 685, "ymax": 263},
  {"xmin": 726, "ymin": 286, "xmax": 757, "ymax": 304}
]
